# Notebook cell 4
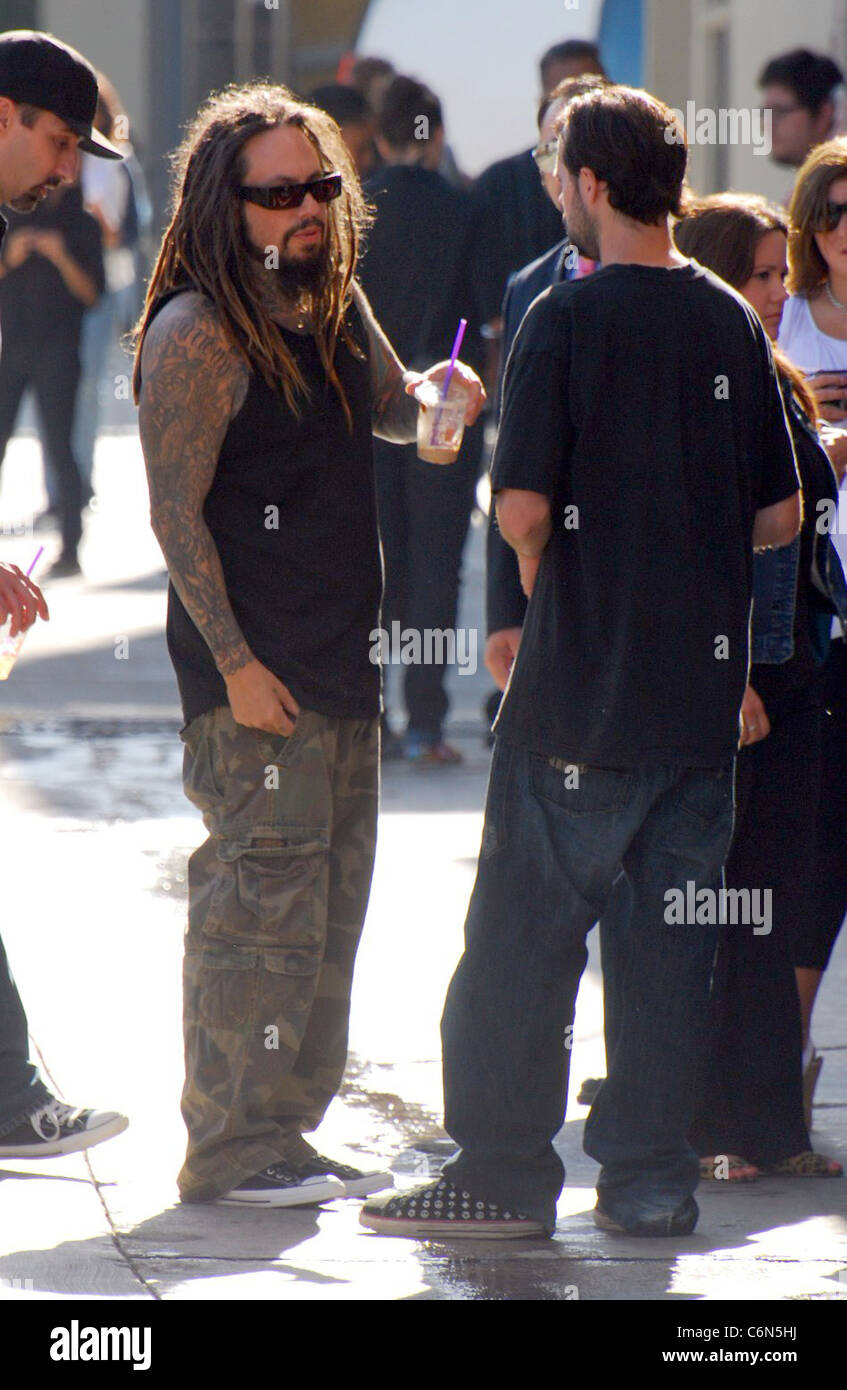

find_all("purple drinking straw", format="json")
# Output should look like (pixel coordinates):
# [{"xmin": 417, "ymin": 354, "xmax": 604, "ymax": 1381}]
[
  {"xmin": 432, "ymin": 318, "xmax": 468, "ymax": 445},
  {"xmin": 26, "ymin": 546, "xmax": 44, "ymax": 577}
]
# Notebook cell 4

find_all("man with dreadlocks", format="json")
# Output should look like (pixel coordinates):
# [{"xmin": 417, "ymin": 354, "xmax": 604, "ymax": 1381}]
[{"xmin": 133, "ymin": 82, "xmax": 483, "ymax": 1208}]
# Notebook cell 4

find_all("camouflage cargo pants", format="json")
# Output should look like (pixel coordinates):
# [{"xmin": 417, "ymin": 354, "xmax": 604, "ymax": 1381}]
[{"xmin": 177, "ymin": 704, "xmax": 378, "ymax": 1202}]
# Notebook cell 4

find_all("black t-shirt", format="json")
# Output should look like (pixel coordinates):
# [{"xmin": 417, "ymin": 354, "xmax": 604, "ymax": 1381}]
[
  {"xmin": 0, "ymin": 185, "xmax": 104, "ymax": 344},
  {"xmin": 491, "ymin": 261, "xmax": 800, "ymax": 768},
  {"xmin": 144, "ymin": 289, "xmax": 382, "ymax": 726}
]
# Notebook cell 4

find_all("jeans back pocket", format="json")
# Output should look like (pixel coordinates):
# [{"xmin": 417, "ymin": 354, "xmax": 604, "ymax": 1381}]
[{"xmin": 530, "ymin": 755, "xmax": 633, "ymax": 817}]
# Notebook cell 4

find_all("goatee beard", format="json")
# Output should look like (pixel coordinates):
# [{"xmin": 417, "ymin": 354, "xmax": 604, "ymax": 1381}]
[{"xmin": 274, "ymin": 247, "xmax": 330, "ymax": 297}]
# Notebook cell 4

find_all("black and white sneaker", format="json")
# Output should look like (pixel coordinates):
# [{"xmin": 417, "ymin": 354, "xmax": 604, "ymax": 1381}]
[
  {"xmin": 218, "ymin": 1162, "xmax": 346, "ymax": 1207},
  {"xmin": 359, "ymin": 1177, "xmax": 547, "ymax": 1239},
  {"xmin": 295, "ymin": 1153, "xmax": 394, "ymax": 1198},
  {"xmin": 0, "ymin": 1098, "xmax": 128, "ymax": 1158}
]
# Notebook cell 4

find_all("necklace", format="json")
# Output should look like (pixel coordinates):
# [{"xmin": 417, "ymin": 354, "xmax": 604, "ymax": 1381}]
[{"xmin": 825, "ymin": 279, "xmax": 847, "ymax": 312}]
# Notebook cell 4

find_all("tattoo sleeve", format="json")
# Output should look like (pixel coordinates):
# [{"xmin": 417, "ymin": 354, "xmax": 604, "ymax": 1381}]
[
  {"xmin": 352, "ymin": 281, "xmax": 419, "ymax": 444},
  {"xmin": 138, "ymin": 293, "xmax": 253, "ymax": 677}
]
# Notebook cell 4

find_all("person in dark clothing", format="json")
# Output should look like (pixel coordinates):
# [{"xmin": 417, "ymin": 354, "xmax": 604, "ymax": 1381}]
[
  {"xmin": 362, "ymin": 85, "xmax": 801, "ymax": 1241},
  {"xmin": 133, "ymin": 82, "xmax": 484, "ymax": 1207},
  {"xmin": 674, "ymin": 194, "xmax": 845, "ymax": 1179},
  {"xmin": 0, "ymin": 180, "xmax": 104, "ymax": 577},
  {"xmin": 0, "ymin": 28, "xmax": 127, "ymax": 1163},
  {"xmin": 471, "ymin": 44, "xmax": 607, "ymax": 396},
  {"xmin": 360, "ymin": 75, "xmax": 485, "ymax": 763}
]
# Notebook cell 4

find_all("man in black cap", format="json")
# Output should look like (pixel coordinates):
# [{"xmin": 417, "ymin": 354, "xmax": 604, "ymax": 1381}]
[
  {"xmin": 0, "ymin": 29, "xmax": 120, "ymax": 578},
  {"xmin": 0, "ymin": 30, "xmax": 127, "ymax": 1162}
]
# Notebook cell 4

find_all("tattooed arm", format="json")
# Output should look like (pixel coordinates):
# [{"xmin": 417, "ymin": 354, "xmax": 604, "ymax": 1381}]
[
  {"xmin": 352, "ymin": 281, "xmax": 487, "ymax": 443},
  {"xmin": 352, "ymin": 281, "xmax": 419, "ymax": 443},
  {"xmin": 138, "ymin": 292, "xmax": 299, "ymax": 734}
]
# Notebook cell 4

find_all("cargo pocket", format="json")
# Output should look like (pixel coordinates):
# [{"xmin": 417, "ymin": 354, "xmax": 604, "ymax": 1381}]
[
  {"xmin": 180, "ymin": 715, "xmax": 224, "ymax": 815},
  {"xmin": 184, "ymin": 942, "xmax": 259, "ymax": 1031},
  {"xmin": 258, "ymin": 946, "xmax": 322, "ymax": 1038},
  {"xmin": 204, "ymin": 829, "xmax": 329, "ymax": 949}
]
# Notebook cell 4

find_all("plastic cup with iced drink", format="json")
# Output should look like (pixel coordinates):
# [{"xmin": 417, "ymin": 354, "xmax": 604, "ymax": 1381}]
[
  {"xmin": 0, "ymin": 545, "xmax": 43, "ymax": 679},
  {"xmin": 415, "ymin": 379, "xmax": 469, "ymax": 463},
  {"xmin": 0, "ymin": 621, "xmax": 26, "ymax": 679}
]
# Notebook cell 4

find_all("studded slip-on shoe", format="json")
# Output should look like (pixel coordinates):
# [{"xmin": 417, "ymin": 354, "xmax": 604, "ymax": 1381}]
[{"xmin": 359, "ymin": 1177, "xmax": 548, "ymax": 1239}]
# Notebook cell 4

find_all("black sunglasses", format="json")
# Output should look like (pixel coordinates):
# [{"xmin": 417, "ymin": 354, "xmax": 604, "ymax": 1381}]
[
  {"xmin": 817, "ymin": 198, "xmax": 847, "ymax": 232},
  {"xmin": 238, "ymin": 172, "xmax": 343, "ymax": 210}
]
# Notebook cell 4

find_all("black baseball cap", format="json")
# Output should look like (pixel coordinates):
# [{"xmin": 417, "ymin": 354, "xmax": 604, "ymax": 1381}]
[{"xmin": 0, "ymin": 30, "xmax": 123, "ymax": 160}]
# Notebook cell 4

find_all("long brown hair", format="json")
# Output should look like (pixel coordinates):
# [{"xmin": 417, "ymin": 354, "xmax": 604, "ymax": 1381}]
[
  {"xmin": 131, "ymin": 81, "xmax": 373, "ymax": 428},
  {"xmin": 673, "ymin": 193, "xmax": 817, "ymax": 421},
  {"xmin": 786, "ymin": 136, "xmax": 847, "ymax": 296}
]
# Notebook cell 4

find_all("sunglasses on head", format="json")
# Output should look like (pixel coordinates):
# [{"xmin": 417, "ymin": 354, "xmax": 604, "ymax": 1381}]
[
  {"xmin": 817, "ymin": 198, "xmax": 847, "ymax": 232},
  {"xmin": 238, "ymin": 172, "xmax": 343, "ymax": 210}
]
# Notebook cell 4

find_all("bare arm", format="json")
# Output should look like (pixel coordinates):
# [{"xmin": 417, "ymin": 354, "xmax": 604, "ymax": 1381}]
[
  {"xmin": 352, "ymin": 281, "xmax": 418, "ymax": 443},
  {"xmin": 138, "ymin": 292, "xmax": 252, "ymax": 676},
  {"xmin": 752, "ymin": 490, "xmax": 802, "ymax": 551},
  {"xmin": 495, "ymin": 489, "xmax": 552, "ymax": 598},
  {"xmin": 495, "ymin": 488, "xmax": 553, "ymax": 556}
]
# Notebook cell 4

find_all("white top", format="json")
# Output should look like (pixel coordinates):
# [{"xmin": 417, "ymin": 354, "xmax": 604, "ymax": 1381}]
[
  {"xmin": 81, "ymin": 153, "xmax": 128, "ymax": 232},
  {"xmin": 80, "ymin": 153, "xmax": 134, "ymax": 293},
  {"xmin": 778, "ymin": 293, "xmax": 847, "ymax": 636}
]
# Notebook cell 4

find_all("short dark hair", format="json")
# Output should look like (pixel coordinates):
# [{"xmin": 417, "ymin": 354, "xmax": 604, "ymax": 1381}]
[
  {"xmin": 307, "ymin": 83, "xmax": 371, "ymax": 128},
  {"xmin": 18, "ymin": 103, "xmax": 41, "ymax": 128},
  {"xmin": 560, "ymin": 86, "xmax": 687, "ymax": 223},
  {"xmin": 377, "ymin": 74, "xmax": 442, "ymax": 149},
  {"xmin": 537, "ymin": 73, "xmax": 610, "ymax": 130},
  {"xmin": 758, "ymin": 49, "xmax": 843, "ymax": 114},
  {"xmin": 540, "ymin": 39, "xmax": 604, "ymax": 87},
  {"xmin": 349, "ymin": 55, "xmax": 394, "ymax": 102}
]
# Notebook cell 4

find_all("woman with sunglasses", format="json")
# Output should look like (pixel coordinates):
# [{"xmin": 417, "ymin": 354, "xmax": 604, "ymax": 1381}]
[
  {"xmin": 778, "ymin": 139, "xmax": 847, "ymax": 1125},
  {"xmin": 674, "ymin": 194, "xmax": 845, "ymax": 1180}
]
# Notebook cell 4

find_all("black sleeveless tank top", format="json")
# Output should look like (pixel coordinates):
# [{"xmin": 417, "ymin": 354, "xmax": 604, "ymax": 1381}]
[{"xmin": 143, "ymin": 288, "xmax": 381, "ymax": 724}]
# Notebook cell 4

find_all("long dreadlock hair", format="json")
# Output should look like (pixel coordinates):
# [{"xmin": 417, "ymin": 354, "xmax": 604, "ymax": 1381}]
[{"xmin": 131, "ymin": 81, "xmax": 373, "ymax": 429}]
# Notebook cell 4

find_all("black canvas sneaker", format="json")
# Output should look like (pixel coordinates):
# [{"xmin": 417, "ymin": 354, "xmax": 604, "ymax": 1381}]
[
  {"xmin": 0, "ymin": 1098, "xmax": 128, "ymax": 1158},
  {"xmin": 359, "ymin": 1177, "xmax": 548, "ymax": 1238},
  {"xmin": 217, "ymin": 1162, "xmax": 346, "ymax": 1207},
  {"xmin": 295, "ymin": 1153, "xmax": 394, "ymax": 1198}
]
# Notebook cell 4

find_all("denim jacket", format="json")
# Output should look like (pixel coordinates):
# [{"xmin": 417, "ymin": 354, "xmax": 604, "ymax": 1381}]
[{"xmin": 752, "ymin": 389, "xmax": 847, "ymax": 664}]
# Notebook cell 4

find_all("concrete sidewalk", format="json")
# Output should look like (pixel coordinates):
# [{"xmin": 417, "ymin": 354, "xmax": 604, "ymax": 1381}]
[{"xmin": 0, "ymin": 434, "xmax": 844, "ymax": 1301}]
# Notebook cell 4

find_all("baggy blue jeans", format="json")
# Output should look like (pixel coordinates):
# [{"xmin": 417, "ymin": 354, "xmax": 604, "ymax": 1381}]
[{"xmin": 441, "ymin": 738, "xmax": 735, "ymax": 1234}]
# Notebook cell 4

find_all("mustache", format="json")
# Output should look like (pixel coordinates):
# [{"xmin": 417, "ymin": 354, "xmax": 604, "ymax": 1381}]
[{"xmin": 284, "ymin": 217, "xmax": 323, "ymax": 242}]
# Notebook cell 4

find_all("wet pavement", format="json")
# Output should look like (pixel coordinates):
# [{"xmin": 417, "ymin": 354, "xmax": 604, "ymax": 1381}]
[{"xmin": 0, "ymin": 432, "xmax": 845, "ymax": 1303}]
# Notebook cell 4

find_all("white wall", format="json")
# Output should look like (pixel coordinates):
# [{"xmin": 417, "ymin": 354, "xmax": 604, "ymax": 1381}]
[{"xmin": 41, "ymin": 0, "xmax": 149, "ymax": 155}]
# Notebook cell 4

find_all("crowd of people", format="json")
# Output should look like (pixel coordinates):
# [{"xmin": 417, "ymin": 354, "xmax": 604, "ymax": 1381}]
[{"xmin": 0, "ymin": 28, "xmax": 845, "ymax": 1246}]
